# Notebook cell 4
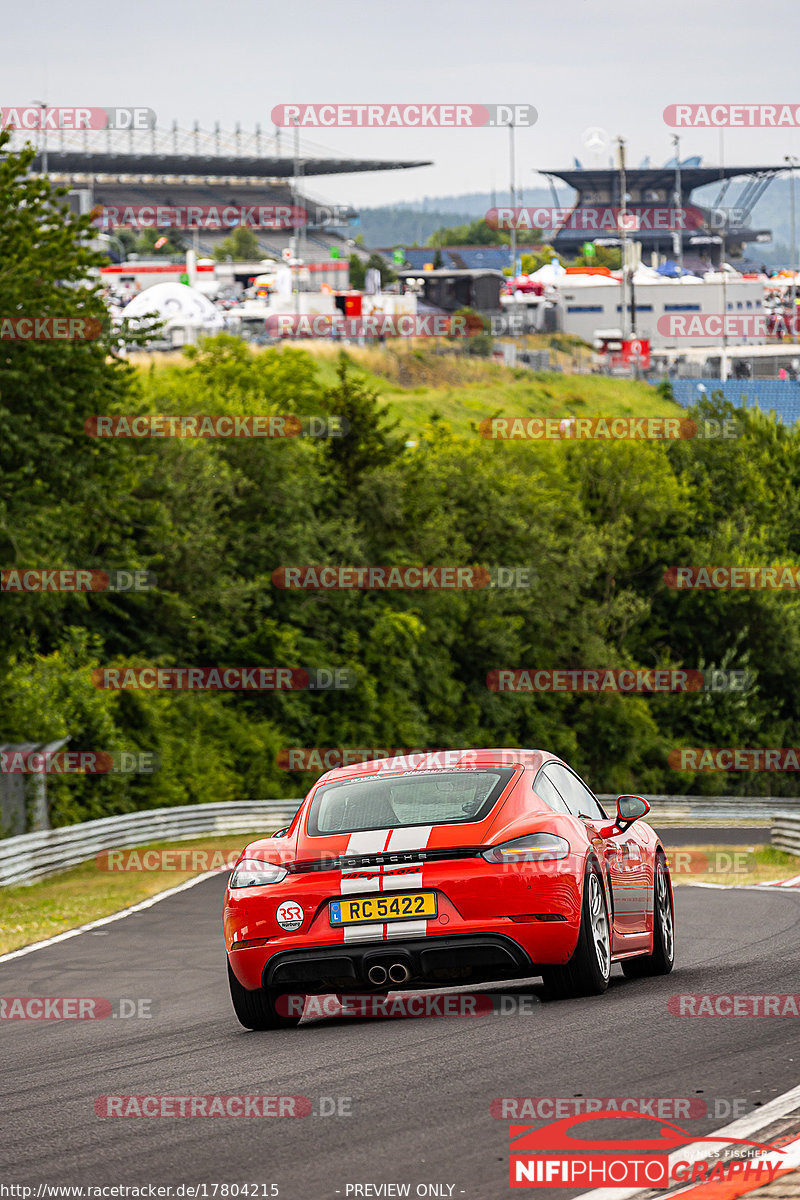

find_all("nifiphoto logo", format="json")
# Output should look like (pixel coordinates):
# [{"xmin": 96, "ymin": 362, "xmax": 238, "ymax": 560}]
[{"xmin": 507, "ymin": 1110, "xmax": 786, "ymax": 1188}]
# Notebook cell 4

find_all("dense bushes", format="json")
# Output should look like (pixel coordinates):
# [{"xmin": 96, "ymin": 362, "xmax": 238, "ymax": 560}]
[
  {"xmin": 3, "ymin": 128, "xmax": 800, "ymax": 822},
  {"xmin": 3, "ymin": 334, "xmax": 800, "ymax": 821}
]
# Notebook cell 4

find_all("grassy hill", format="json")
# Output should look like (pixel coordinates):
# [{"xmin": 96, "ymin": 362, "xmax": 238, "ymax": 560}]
[{"xmin": 130, "ymin": 340, "xmax": 680, "ymax": 439}]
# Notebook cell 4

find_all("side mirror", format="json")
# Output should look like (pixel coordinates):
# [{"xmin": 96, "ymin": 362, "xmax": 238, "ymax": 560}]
[
  {"xmin": 616, "ymin": 794, "xmax": 650, "ymax": 825},
  {"xmin": 272, "ymin": 826, "xmax": 290, "ymax": 838}
]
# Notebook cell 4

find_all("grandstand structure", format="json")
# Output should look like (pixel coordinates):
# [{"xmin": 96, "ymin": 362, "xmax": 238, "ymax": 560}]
[
  {"xmin": 9, "ymin": 123, "xmax": 431, "ymax": 261},
  {"xmin": 662, "ymin": 378, "xmax": 800, "ymax": 425},
  {"xmin": 539, "ymin": 161, "xmax": 781, "ymax": 265}
]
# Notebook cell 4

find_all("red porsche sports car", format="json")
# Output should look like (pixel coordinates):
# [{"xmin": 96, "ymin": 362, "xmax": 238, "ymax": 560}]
[{"xmin": 223, "ymin": 750, "xmax": 674, "ymax": 1029}]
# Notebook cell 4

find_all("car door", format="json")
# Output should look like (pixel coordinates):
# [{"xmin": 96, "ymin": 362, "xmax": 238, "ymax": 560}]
[{"xmin": 542, "ymin": 764, "xmax": 647, "ymax": 937}]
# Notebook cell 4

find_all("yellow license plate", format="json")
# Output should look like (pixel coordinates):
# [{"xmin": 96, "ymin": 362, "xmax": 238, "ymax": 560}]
[{"xmin": 329, "ymin": 892, "xmax": 437, "ymax": 926}]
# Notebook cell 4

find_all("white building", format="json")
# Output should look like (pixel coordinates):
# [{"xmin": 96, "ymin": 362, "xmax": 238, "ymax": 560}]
[{"xmin": 553, "ymin": 271, "xmax": 767, "ymax": 349}]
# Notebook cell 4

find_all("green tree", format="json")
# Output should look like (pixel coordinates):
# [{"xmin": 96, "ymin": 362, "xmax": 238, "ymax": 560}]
[
  {"xmin": 320, "ymin": 354, "xmax": 405, "ymax": 498},
  {"xmin": 427, "ymin": 218, "xmax": 511, "ymax": 247},
  {"xmin": 214, "ymin": 227, "xmax": 260, "ymax": 261},
  {"xmin": 348, "ymin": 253, "xmax": 366, "ymax": 289},
  {"xmin": 0, "ymin": 129, "xmax": 147, "ymax": 659},
  {"xmin": 134, "ymin": 227, "xmax": 186, "ymax": 256}
]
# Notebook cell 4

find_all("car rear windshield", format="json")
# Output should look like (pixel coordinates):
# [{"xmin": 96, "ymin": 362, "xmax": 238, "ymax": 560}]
[{"xmin": 307, "ymin": 768, "xmax": 516, "ymax": 836}]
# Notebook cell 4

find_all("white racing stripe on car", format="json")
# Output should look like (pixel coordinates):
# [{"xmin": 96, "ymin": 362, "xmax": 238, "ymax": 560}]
[
  {"xmin": 383, "ymin": 826, "xmax": 434, "ymax": 940},
  {"xmin": 341, "ymin": 829, "xmax": 392, "ymax": 943}
]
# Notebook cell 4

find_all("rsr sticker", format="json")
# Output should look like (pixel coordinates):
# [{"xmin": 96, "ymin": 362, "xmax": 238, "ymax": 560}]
[{"xmin": 276, "ymin": 901, "xmax": 304, "ymax": 931}]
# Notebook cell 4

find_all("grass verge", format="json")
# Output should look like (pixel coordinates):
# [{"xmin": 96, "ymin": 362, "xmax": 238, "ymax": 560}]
[
  {"xmin": 0, "ymin": 831, "xmax": 269, "ymax": 955},
  {"xmin": 667, "ymin": 844, "xmax": 800, "ymax": 887}
]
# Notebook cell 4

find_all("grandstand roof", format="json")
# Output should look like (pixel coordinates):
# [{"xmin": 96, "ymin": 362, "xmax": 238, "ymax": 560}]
[{"xmin": 29, "ymin": 151, "xmax": 431, "ymax": 178}]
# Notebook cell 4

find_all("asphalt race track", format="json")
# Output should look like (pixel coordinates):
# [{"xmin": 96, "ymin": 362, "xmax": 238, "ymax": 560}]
[
  {"xmin": 2, "ymin": 876, "xmax": 799, "ymax": 1199},
  {"xmin": 653, "ymin": 825, "xmax": 772, "ymax": 845}
]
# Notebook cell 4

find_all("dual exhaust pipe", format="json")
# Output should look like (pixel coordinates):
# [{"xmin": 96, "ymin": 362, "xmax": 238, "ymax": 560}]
[{"xmin": 367, "ymin": 961, "xmax": 411, "ymax": 987}]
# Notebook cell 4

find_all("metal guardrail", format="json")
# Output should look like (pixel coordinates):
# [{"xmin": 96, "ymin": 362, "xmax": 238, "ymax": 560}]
[
  {"xmin": 599, "ymin": 795, "xmax": 799, "ymax": 825},
  {"xmin": 0, "ymin": 800, "xmax": 301, "ymax": 887},
  {"xmin": 2, "ymin": 794, "xmax": 798, "ymax": 887},
  {"xmin": 770, "ymin": 815, "xmax": 800, "ymax": 857}
]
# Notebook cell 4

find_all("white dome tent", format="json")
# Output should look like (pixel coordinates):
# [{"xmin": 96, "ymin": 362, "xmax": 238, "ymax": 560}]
[{"xmin": 118, "ymin": 282, "xmax": 225, "ymax": 347}]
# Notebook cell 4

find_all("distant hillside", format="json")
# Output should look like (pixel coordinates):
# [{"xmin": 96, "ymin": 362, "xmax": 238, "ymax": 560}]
[
  {"xmin": 355, "ymin": 209, "xmax": 476, "ymax": 249},
  {"xmin": 357, "ymin": 179, "xmax": 797, "ymax": 266},
  {"xmin": 357, "ymin": 187, "xmax": 572, "ymax": 248}
]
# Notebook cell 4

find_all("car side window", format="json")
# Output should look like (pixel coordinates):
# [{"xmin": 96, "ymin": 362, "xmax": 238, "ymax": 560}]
[
  {"xmin": 533, "ymin": 768, "xmax": 571, "ymax": 816},
  {"xmin": 546, "ymin": 765, "xmax": 607, "ymax": 821}
]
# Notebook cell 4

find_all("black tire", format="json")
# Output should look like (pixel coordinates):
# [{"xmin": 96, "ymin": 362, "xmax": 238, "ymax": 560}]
[
  {"xmin": 540, "ymin": 860, "xmax": 611, "ymax": 1000},
  {"xmin": 621, "ymin": 852, "xmax": 675, "ymax": 978},
  {"xmin": 227, "ymin": 961, "xmax": 303, "ymax": 1030}
]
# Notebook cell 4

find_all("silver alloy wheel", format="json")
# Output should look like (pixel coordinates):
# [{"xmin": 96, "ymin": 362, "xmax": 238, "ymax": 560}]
[
  {"xmin": 657, "ymin": 861, "xmax": 674, "ymax": 962},
  {"xmin": 588, "ymin": 872, "xmax": 611, "ymax": 979}
]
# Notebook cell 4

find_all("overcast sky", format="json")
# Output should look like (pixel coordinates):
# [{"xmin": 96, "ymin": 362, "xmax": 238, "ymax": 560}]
[{"xmin": 6, "ymin": 0, "xmax": 800, "ymax": 208}]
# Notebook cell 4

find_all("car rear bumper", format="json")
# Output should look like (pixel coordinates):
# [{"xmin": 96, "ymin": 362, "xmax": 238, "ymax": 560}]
[
  {"xmin": 225, "ymin": 854, "xmax": 586, "ymax": 990},
  {"xmin": 260, "ymin": 932, "xmax": 535, "ymax": 993}
]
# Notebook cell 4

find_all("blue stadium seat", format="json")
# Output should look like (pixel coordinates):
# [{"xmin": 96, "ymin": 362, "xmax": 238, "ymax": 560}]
[{"xmin": 653, "ymin": 379, "xmax": 800, "ymax": 425}]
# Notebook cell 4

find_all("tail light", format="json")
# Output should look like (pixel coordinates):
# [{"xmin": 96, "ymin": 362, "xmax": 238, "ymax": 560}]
[
  {"xmin": 482, "ymin": 834, "xmax": 570, "ymax": 864},
  {"xmin": 230, "ymin": 858, "xmax": 288, "ymax": 888}
]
